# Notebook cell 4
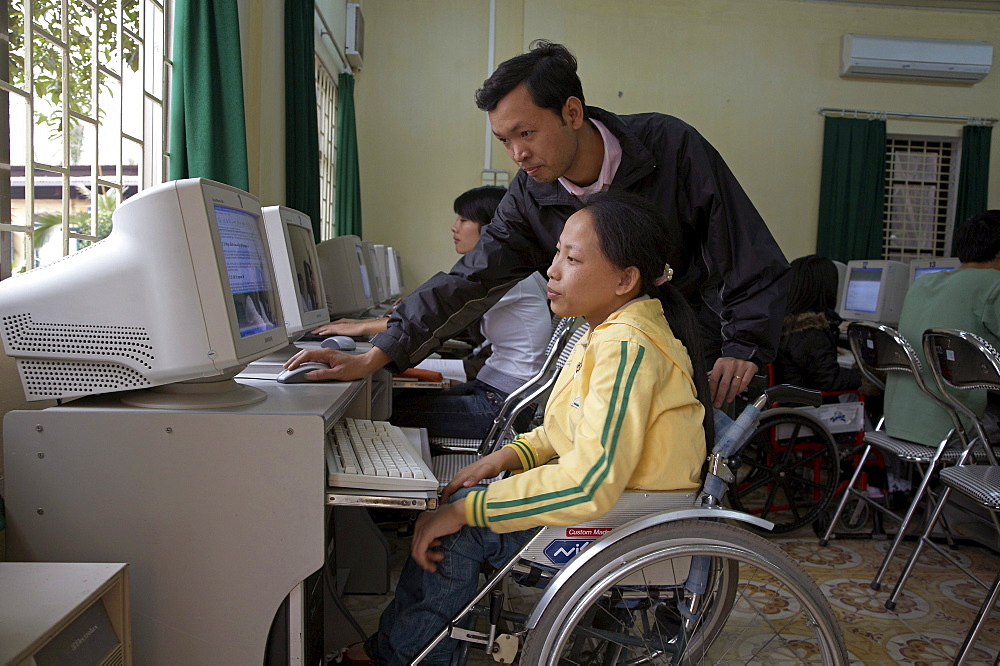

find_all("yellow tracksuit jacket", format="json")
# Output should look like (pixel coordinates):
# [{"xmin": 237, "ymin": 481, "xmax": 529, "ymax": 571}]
[{"xmin": 464, "ymin": 298, "xmax": 706, "ymax": 533}]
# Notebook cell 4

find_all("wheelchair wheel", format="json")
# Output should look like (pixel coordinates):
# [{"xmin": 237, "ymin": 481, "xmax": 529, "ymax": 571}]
[
  {"xmin": 728, "ymin": 411, "xmax": 840, "ymax": 533},
  {"xmin": 520, "ymin": 520, "xmax": 847, "ymax": 665}
]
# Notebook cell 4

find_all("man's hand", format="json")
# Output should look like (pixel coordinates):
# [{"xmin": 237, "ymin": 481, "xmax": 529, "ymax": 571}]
[
  {"xmin": 283, "ymin": 346, "xmax": 390, "ymax": 381},
  {"xmin": 310, "ymin": 317, "xmax": 386, "ymax": 338},
  {"xmin": 411, "ymin": 499, "xmax": 467, "ymax": 572},
  {"xmin": 709, "ymin": 357, "xmax": 758, "ymax": 408}
]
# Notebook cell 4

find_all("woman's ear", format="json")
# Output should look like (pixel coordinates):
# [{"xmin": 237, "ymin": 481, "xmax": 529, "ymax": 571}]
[{"xmin": 616, "ymin": 266, "xmax": 641, "ymax": 296}]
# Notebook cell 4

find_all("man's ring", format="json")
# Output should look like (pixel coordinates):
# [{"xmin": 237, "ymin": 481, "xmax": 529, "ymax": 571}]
[{"xmin": 734, "ymin": 375, "xmax": 741, "ymax": 380}]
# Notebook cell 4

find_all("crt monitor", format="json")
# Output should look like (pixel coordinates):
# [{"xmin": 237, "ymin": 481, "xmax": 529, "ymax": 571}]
[
  {"xmin": 360, "ymin": 240, "xmax": 387, "ymax": 305},
  {"xmin": 315, "ymin": 235, "xmax": 375, "ymax": 318},
  {"xmin": 0, "ymin": 178, "xmax": 288, "ymax": 408},
  {"xmin": 837, "ymin": 259, "xmax": 909, "ymax": 325},
  {"xmin": 386, "ymin": 247, "xmax": 405, "ymax": 299},
  {"xmin": 909, "ymin": 257, "xmax": 961, "ymax": 285},
  {"xmin": 373, "ymin": 244, "xmax": 391, "ymax": 301},
  {"xmin": 832, "ymin": 260, "xmax": 847, "ymax": 312},
  {"xmin": 261, "ymin": 206, "xmax": 331, "ymax": 340}
]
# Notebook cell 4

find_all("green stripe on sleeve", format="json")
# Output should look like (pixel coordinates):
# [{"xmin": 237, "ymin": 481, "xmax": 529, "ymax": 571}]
[{"xmin": 486, "ymin": 342, "xmax": 645, "ymax": 522}]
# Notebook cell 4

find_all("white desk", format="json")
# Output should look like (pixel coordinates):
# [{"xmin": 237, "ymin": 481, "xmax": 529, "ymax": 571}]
[{"xmin": 3, "ymin": 379, "xmax": 369, "ymax": 664}]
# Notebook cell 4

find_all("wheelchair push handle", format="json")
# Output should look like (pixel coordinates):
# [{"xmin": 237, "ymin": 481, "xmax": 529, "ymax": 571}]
[{"xmin": 762, "ymin": 384, "xmax": 823, "ymax": 408}]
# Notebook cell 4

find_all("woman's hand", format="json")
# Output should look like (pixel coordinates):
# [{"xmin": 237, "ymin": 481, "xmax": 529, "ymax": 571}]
[
  {"xmin": 440, "ymin": 447, "xmax": 521, "ymax": 504},
  {"xmin": 411, "ymin": 499, "xmax": 467, "ymax": 572}
]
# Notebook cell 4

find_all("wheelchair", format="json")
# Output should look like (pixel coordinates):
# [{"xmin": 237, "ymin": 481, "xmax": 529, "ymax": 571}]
[
  {"xmin": 411, "ymin": 385, "xmax": 849, "ymax": 664},
  {"xmin": 727, "ymin": 366, "xmax": 874, "ymax": 534}
]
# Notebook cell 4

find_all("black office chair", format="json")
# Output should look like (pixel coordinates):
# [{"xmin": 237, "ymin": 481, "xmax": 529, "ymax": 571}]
[
  {"xmin": 883, "ymin": 328, "xmax": 1000, "ymax": 627},
  {"xmin": 819, "ymin": 322, "xmax": 971, "ymax": 598}
]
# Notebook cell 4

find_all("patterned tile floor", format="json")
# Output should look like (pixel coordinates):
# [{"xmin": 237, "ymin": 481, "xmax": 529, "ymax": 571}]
[{"xmin": 338, "ymin": 521, "xmax": 1000, "ymax": 664}]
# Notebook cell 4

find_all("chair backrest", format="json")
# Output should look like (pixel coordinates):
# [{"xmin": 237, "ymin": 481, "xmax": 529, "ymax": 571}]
[
  {"xmin": 922, "ymin": 328, "xmax": 1000, "ymax": 463},
  {"xmin": 477, "ymin": 317, "xmax": 587, "ymax": 455},
  {"xmin": 848, "ymin": 321, "xmax": 966, "ymax": 442}
]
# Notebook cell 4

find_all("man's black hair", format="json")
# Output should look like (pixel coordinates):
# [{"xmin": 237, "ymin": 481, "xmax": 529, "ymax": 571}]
[
  {"xmin": 475, "ymin": 40, "xmax": 587, "ymax": 121},
  {"xmin": 954, "ymin": 210, "xmax": 1000, "ymax": 263},
  {"xmin": 453, "ymin": 186, "xmax": 507, "ymax": 227}
]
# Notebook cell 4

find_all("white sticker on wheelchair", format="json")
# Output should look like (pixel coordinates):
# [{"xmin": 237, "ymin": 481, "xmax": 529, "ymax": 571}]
[{"xmin": 543, "ymin": 539, "xmax": 595, "ymax": 564}]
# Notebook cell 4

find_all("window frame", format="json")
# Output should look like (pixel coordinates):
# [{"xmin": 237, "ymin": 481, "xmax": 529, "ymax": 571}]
[
  {"xmin": 1, "ymin": 0, "xmax": 172, "ymax": 280},
  {"xmin": 882, "ymin": 133, "xmax": 961, "ymax": 262}
]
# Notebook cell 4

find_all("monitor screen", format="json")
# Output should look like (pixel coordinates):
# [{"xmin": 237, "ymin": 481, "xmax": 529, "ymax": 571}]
[
  {"xmin": 316, "ymin": 235, "xmax": 375, "ymax": 318},
  {"xmin": 261, "ymin": 206, "xmax": 330, "ymax": 340},
  {"xmin": 909, "ymin": 257, "xmax": 961, "ymax": 285},
  {"xmin": 218, "ymin": 205, "xmax": 281, "ymax": 338},
  {"xmin": 0, "ymin": 178, "xmax": 288, "ymax": 407},
  {"xmin": 843, "ymin": 268, "xmax": 882, "ymax": 314}
]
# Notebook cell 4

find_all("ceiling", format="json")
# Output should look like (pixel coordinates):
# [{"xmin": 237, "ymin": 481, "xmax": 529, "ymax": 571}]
[{"xmin": 806, "ymin": 0, "xmax": 1000, "ymax": 11}]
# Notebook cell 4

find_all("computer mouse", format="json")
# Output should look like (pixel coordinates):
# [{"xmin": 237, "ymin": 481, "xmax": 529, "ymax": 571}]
[
  {"xmin": 276, "ymin": 362, "xmax": 331, "ymax": 384},
  {"xmin": 320, "ymin": 335, "xmax": 357, "ymax": 351}
]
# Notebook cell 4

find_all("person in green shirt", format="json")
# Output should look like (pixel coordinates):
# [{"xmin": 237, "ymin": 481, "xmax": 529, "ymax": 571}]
[{"xmin": 885, "ymin": 210, "xmax": 1000, "ymax": 449}]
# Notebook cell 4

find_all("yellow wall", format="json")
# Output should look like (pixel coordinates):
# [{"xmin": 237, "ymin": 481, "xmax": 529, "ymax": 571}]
[{"xmin": 353, "ymin": 0, "xmax": 1000, "ymax": 288}]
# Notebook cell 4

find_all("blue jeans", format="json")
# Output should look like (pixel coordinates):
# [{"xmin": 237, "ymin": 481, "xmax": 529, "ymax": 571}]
[
  {"xmin": 390, "ymin": 379, "xmax": 531, "ymax": 439},
  {"xmin": 364, "ymin": 492, "xmax": 534, "ymax": 665}
]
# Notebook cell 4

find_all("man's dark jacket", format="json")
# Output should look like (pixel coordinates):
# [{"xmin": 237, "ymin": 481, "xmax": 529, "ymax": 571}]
[{"xmin": 372, "ymin": 106, "xmax": 790, "ymax": 372}]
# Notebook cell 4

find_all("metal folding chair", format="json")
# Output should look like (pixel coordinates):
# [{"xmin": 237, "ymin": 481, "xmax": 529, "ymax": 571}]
[
  {"xmin": 819, "ymin": 322, "xmax": 970, "ymax": 597},
  {"xmin": 883, "ymin": 328, "xmax": 1000, "ymax": 619}
]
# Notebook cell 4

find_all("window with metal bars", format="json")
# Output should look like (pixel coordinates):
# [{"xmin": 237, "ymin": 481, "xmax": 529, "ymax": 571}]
[
  {"xmin": 1, "ymin": 0, "xmax": 171, "ymax": 280},
  {"xmin": 315, "ymin": 53, "xmax": 338, "ymax": 241},
  {"xmin": 882, "ymin": 135, "xmax": 959, "ymax": 262}
]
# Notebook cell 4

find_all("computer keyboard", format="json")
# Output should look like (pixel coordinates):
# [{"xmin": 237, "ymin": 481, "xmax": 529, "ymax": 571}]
[{"xmin": 326, "ymin": 418, "xmax": 439, "ymax": 491}]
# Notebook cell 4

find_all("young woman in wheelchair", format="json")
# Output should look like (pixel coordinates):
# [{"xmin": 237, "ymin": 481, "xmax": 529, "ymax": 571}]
[{"xmin": 335, "ymin": 190, "xmax": 714, "ymax": 665}]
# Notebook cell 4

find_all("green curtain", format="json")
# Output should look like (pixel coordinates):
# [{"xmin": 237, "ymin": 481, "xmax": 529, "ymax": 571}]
[
  {"xmin": 335, "ymin": 72, "xmax": 362, "ymax": 237},
  {"xmin": 284, "ymin": 0, "xmax": 321, "ymax": 242},
  {"xmin": 168, "ymin": 0, "xmax": 249, "ymax": 191},
  {"xmin": 953, "ymin": 124, "xmax": 993, "ymax": 251},
  {"xmin": 816, "ymin": 117, "xmax": 887, "ymax": 263}
]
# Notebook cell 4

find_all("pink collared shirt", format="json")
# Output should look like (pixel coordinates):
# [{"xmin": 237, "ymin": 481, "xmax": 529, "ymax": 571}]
[{"xmin": 558, "ymin": 119, "xmax": 623, "ymax": 198}]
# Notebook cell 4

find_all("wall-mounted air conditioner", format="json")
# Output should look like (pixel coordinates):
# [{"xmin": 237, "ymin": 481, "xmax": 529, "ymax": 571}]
[
  {"xmin": 346, "ymin": 3, "xmax": 364, "ymax": 70},
  {"xmin": 841, "ymin": 34, "xmax": 993, "ymax": 83}
]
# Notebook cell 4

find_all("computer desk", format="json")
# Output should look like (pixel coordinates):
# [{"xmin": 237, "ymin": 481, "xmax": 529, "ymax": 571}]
[{"xmin": 2, "ymin": 374, "xmax": 434, "ymax": 664}]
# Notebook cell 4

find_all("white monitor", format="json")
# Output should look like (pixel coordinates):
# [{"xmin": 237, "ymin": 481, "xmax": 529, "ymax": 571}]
[
  {"xmin": 0, "ymin": 178, "xmax": 288, "ymax": 407},
  {"xmin": 261, "ymin": 206, "xmax": 330, "ymax": 340},
  {"xmin": 387, "ymin": 247, "xmax": 404, "ymax": 299},
  {"xmin": 315, "ymin": 235, "xmax": 375, "ymax": 318},
  {"xmin": 832, "ymin": 260, "xmax": 847, "ymax": 312},
  {"xmin": 360, "ymin": 240, "xmax": 387, "ymax": 304},
  {"xmin": 373, "ymin": 244, "xmax": 391, "ymax": 302},
  {"xmin": 909, "ymin": 257, "xmax": 961, "ymax": 285},
  {"xmin": 837, "ymin": 259, "xmax": 909, "ymax": 325}
]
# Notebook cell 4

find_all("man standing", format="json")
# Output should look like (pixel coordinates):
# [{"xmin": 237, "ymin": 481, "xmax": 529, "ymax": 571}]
[{"xmin": 290, "ymin": 41, "xmax": 789, "ymax": 407}]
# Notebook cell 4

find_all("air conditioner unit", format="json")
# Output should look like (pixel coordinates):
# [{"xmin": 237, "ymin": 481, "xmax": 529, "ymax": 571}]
[
  {"xmin": 346, "ymin": 3, "xmax": 364, "ymax": 70},
  {"xmin": 841, "ymin": 34, "xmax": 993, "ymax": 83}
]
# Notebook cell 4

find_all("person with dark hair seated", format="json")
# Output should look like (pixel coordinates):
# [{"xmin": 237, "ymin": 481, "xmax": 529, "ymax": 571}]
[
  {"xmin": 313, "ymin": 186, "xmax": 552, "ymax": 439},
  {"xmin": 332, "ymin": 191, "xmax": 711, "ymax": 665},
  {"xmin": 774, "ymin": 255, "xmax": 861, "ymax": 392},
  {"xmin": 885, "ymin": 210, "xmax": 1000, "ymax": 448}
]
